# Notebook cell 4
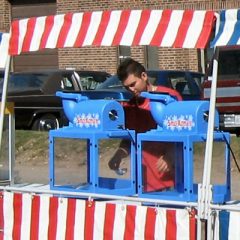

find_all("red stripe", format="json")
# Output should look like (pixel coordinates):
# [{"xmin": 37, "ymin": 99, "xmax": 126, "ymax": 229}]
[
  {"xmin": 132, "ymin": 9, "xmax": 151, "ymax": 45},
  {"xmin": 92, "ymin": 11, "xmax": 111, "ymax": 46},
  {"xmin": 103, "ymin": 203, "xmax": 116, "ymax": 240},
  {"xmin": 0, "ymin": 192, "xmax": 4, "ymax": 240},
  {"xmin": 173, "ymin": 10, "xmax": 194, "ymax": 48},
  {"xmin": 30, "ymin": 195, "xmax": 40, "ymax": 240},
  {"xmin": 112, "ymin": 10, "xmax": 131, "ymax": 45},
  {"xmin": 150, "ymin": 9, "xmax": 172, "ymax": 46},
  {"xmin": 21, "ymin": 17, "xmax": 37, "ymax": 52},
  {"xmin": 39, "ymin": 15, "xmax": 54, "ymax": 49},
  {"xmin": 74, "ymin": 12, "xmax": 92, "ymax": 47},
  {"xmin": 195, "ymin": 11, "xmax": 215, "ymax": 48},
  {"xmin": 48, "ymin": 197, "xmax": 58, "ymax": 240},
  {"xmin": 124, "ymin": 205, "xmax": 136, "ymax": 240},
  {"xmin": 203, "ymin": 80, "xmax": 240, "ymax": 88},
  {"xmin": 216, "ymin": 96, "xmax": 240, "ymax": 102},
  {"xmin": 12, "ymin": 193, "xmax": 22, "ymax": 240},
  {"xmin": 218, "ymin": 80, "xmax": 240, "ymax": 87},
  {"xmin": 166, "ymin": 210, "xmax": 177, "ymax": 240},
  {"xmin": 9, "ymin": 20, "xmax": 20, "ymax": 55},
  {"xmin": 218, "ymin": 105, "xmax": 240, "ymax": 112},
  {"xmin": 145, "ymin": 207, "xmax": 156, "ymax": 240},
  {"xmin": 189, "ymin": 209, "xmax": 197, "ymax": 240},
  {"xmin": 84, "ymin": 200, "xmax": 95, "ymax": 239},
  {"xmin": 57, "ymin": 13, "xmax": 73, "ymax": 48},
  {"xmin": 65, "ymin": 198, "xmax": 76, "ymax": 240}
]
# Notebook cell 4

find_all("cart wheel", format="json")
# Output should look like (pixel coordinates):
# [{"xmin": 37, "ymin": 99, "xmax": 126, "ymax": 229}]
[{"xmin": 32, "ymin": 114, "xmax": 59, "ymax": 131}]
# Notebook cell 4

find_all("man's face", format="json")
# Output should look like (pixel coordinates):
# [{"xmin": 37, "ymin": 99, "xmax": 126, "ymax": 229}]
[{"xmin": 122, "ymin": 72, "xmax": 148, "ymax": 97}]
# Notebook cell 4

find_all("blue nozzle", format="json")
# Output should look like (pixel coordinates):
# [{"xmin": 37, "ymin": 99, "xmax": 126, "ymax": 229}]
[{"xmin": 56, "ymin": 91, "xmax": 89, "ymax": 102}]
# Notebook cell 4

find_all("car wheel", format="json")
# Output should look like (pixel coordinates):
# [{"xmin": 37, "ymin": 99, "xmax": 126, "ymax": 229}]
[{"xmin": 32, "ymin": 114, "xmax": 60, "ymax": 131}]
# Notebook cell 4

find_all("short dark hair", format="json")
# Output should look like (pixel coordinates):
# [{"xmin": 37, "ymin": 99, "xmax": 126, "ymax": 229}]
[{"xmin": 117, "ymin": 58, "xmax": 146, "ymax": 82}]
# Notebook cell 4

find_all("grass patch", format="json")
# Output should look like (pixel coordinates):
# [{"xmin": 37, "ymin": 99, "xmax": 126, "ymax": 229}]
[
  {"xmin": 13, "ymin": 130, "xmax": 240, "ymax": 166},
  {"xmin": 16, "ymin": 130, "xmax": 49, "ymax": 152}
]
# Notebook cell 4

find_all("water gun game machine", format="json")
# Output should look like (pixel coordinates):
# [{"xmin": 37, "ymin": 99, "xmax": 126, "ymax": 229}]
[
  {"xmin": 1, "ymin": 8, "xmax": 240, "ymax": 240},
  {"xmin": 49, "ymin": 92, "xmax": 136, "ymax": 195},
  {"xmin": 137, "ymin": 92, "xmax": 230, "ymax": 203}
]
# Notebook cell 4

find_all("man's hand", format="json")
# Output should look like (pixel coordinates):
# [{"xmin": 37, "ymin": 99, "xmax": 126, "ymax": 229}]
[
  {"xmin": 108, "ymin": 147, "xmax": 129, "ymax": 175},
  {"xmin": 155, "ymin": 155, "xmax": 171, "ymax": 173}
]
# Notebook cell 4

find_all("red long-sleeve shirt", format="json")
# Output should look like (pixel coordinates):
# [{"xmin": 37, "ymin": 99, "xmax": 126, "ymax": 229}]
[{"xmin": 122, "ymin": 86, "xmax": 182, "ymax": 191}]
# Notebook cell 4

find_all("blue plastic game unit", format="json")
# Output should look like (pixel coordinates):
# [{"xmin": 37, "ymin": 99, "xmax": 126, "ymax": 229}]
[
  {"xmin": 49, "ymin": 92, "xmax": 136, "ymax": 196},
  {"xmin": 137, "ymin": 92, "xmax": 231, "ymax": 203}
]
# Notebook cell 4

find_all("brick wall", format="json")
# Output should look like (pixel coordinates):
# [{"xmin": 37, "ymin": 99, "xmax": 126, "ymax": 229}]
[
  {"xmin": 57, "ymin": 0, "xmax": 240, "ymax": 74},
  {"xmin": 59, "ymin": 47, "xmax": 117, "ymax": 73},
  {"xmin": 0, "ymin": 0, "xmax": 10, "ymax": 33}
]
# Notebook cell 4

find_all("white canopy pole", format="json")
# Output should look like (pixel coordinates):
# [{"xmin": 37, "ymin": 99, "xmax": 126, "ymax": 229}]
[
  {"xmin": 0, "ymin": 55, "xmax": 11, "ymax": 151},
  {"xmin": 200, "ymin": 49, "xmax": 205, "ymax": 74},
  {"xmin": 199, "ymin": 48, "xmax": 219, "ymax": 220}
]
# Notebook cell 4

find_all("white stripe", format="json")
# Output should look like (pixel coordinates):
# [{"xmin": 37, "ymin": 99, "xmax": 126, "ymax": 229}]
[
  {"xmin": 0, "ymin": 33, "xmax": 9, "ymax": 69},
  {"xmin": 3, "ymin": 192, "xmax": 14, "ymax": 240},
  {"xmin": 215, "ymin": 9, "xmax": 238, "ymax": 46},
  {"xmin": 229, "ymin": 212, "xmax": 240, "ymax": 240},
  {"xmin": 176, "ymin": 209, "xmax": 189, "ymax": 239},
  {"xmin": 38, "ymin": 195, "xmax": 50, "ymax": 240},
  {"xmin": 112, "ymin": 204, "xmax": 127, "ymax": 239},
  {"xmin": 120, "ymin": 10, "xmax": 142, "ymax": 46},
  {"xmin": 56, "ymin": 198, "xmax": 68, "ymax": 240},
  {"xmin": 215, "ymin": 12, "xmax": 221, "ymax": 37},
  {"xmin": 74, "ymin": 199, "xmax": 86, "ymax": 239},
  {"xmin": 154, "ymin": 208, "xmax": 166, "ymax": 239},
  {"xmin": 20, "ymin": 193, "xmax": 32, "ymax": 240},
  {"xmin": 18, "ymin": 18, "xmax": 29, "ymax": 54},
  {"xmin": 204, "ymin": 86, "xmax": 240, "ymax": 98},
  {"xmin": 216, "ymin": 102, "xmax": 240, "ymax": 107},
  {"xmin": 64, "ymin": 13, "xmax": 83, "ymax": 47},
  {"xmin": 29, "ymin": 16, "xmax": 46, "ymax": 51},
  {"xmin": 213, "ymin": 211, "xmax": 220, "ymax": 240},
  {"xmin": 134, "ymin": 205, "xmax": 147, "ymax": 239},
  {"xmin": 101, "ymin": 10, "xmax": 122, "ymax": 46},
  {"xmin": 45, "ymin": 14, "xmax": 65, "ymax": 48},
  {"xmin": 93, "ymin": 202, "xmax": 106, "ymax": 240},
  {"xmin": 183, "ymin": 11, "xmax": 206, "ymax": 48},
  {"xmin": 140, "ymin": 10, "xmax": 163, "ymax": 45},
  {"xmin": 161, "ymin": 10, "xmax": 184, "ymax": 47},
  {"xmin": 83, "ymin": 11, "xmax": 103, "ymax": 46}
]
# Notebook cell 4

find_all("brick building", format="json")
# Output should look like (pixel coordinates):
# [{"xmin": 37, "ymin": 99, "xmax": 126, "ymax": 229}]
[{"xmin": 0, "ymin": 0, "xmax": 240, "ymax": 73}]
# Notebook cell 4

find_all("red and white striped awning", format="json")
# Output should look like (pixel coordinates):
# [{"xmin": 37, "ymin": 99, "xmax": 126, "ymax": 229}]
[
  {"xmin": 0, "ymin": 191, "xmax": 196, "ymax": 240},
  {"xmin": 211, "ymin": 9, "xmax": 240, "ymax": 47},
  {"xmin": 8, "ymin": 9, "xmax": 216, "ymax": 55}
]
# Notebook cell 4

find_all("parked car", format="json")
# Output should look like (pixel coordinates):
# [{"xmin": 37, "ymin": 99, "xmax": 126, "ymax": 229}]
[
  {"xmin": 203, "ymin": 46, "xmax": 240, "ymax": 135},
  {"xmin": 97, "ymin": 70, "xmax": 204, "ymax": 100},
  {"xmin": 0, "ymin": 69, "xmax": 111, "ymax": 131}
]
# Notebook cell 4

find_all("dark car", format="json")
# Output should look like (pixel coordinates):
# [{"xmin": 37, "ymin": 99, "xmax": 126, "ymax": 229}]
[
  {"xmin": 97, "ymin": 70, "xmax": 204, "ymax": 100},
  {"xmin": 1, "ymin": 69, "xmax": 111, "ymax": 131}
]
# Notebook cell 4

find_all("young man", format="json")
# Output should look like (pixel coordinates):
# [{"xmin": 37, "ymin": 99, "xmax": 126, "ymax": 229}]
[{"xmin": 108, "ymin": 58, "xmax": 182, "ymax": 191}]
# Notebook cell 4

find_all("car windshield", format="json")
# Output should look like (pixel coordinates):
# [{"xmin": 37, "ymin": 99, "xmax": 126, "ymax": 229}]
[
  {"xmin": 0, "ymin": 73, "xmax": 48, "ymax": 93},
  {"xmin": 96, "ymin": 75, "xmax": 124, "ymax": 90},
  {"xmin": 96, "ymin": 71, "xmax": 170, "ymax": 90},
  {"xmin": 96, "ymin": 70, "xmax": 203, "ymax": 100}
]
